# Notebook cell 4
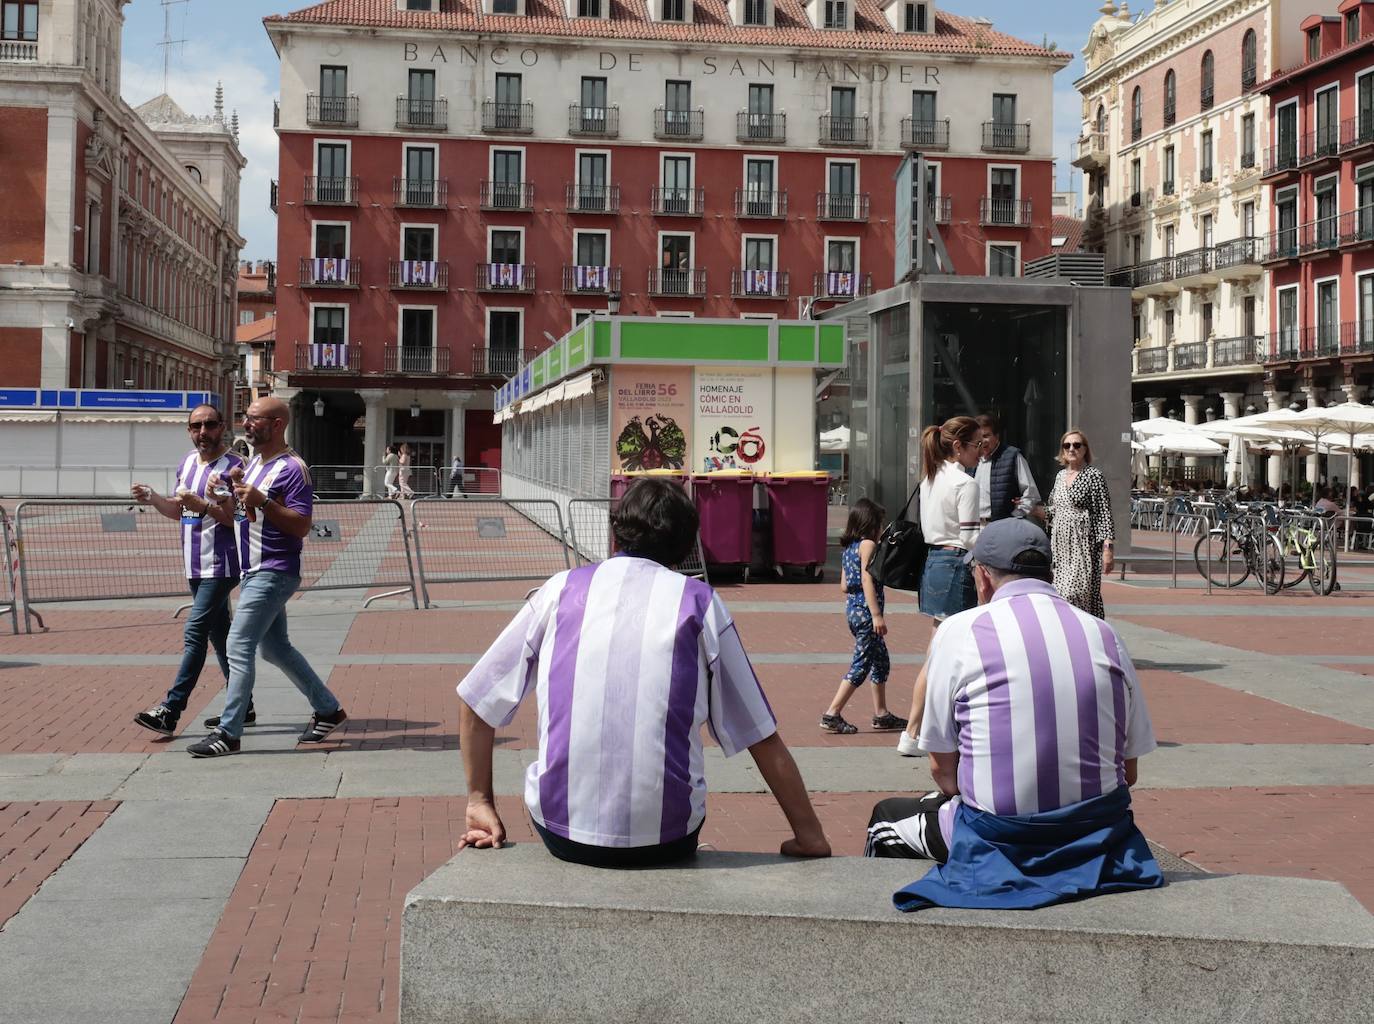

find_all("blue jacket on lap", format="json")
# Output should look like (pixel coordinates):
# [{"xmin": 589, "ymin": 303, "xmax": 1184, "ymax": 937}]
[{"xmin": 893, "ymin": 786, "xmax": 1163, "ymax": 912}]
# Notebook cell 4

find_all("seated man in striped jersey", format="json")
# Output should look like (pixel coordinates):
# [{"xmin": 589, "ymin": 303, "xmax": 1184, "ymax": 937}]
[
  {"xmin": 455, "ymin": 477, "xmax": 831, "ymax": 867},
  {"xmin": 866, "ymin": 518, "xmax": 1164, "ymax": 910}
]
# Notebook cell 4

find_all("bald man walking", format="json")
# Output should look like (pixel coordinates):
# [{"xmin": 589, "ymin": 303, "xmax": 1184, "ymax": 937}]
[{"xmin": 190, "ymin": 397, "xmax": 346, "ymax": 757}]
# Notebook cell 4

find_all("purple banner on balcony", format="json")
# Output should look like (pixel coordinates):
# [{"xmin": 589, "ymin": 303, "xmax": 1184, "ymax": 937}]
[
  {"xmin": 744, "ymin": 269, "xmax": 777, "ymax": 295},
  {"xmin": 573, "ymin": 265, "xmax": 608, "ymax": 290},
  {"xmin": 310, "ymin": 258, "xmax": 350, "ymax": 283},
  {"xmin": 826, "ymin": 271, "xmax": 857, "ymax": 296},
  {"xmin": 401, "ymin": 260, "xmax": 436, "ymax": 286},
  {"xmin": 488, "ymin": 263, "xmax": 524, "ymax": 288},
  {"xmin": 310, "ymin": 343, "xmax": 348, "ymax": 369}
]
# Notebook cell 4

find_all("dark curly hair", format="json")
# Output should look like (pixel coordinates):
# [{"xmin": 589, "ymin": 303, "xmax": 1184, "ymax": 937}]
[
  {"xmin": 611, "ymin": 477, "xmax": 699, "ymax": 567},
  {"xmin": 840, "ymin": 498, "xmax": 885, "ymax": 547}
]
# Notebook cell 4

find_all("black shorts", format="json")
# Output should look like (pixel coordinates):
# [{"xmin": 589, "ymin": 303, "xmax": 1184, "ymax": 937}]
[{"xmin": 533, "ymin": 819, "xmax": 702, "ymax": 868}]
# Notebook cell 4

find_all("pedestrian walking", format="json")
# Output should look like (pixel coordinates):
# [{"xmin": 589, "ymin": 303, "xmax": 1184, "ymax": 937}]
[
  {"xmin": 449, "ymin": 452, "xmax": 465, "ymax": 497},
  {"xmin": 131, "ymin": 404, "xmax": 253, "ymax": 736},
  {"xmin": 188, "ymin": 397, "xmax": 347, "ymax": 757},
  {"xmin": 381, "ymin": 444, "xmax": 400, "ymax": 498},
  {"xmin": 1046, "ymin": 429, "xmax": 1115, "ymax": 619},
  {"xmin": 918, "ymin": 416, "xmax": 982, "ymax": 622},
  {"xmin": 398, "ymin": 442, "xmax": 415, "ymax": 499},
  {"xmin": 820, "ymin": 499, "xmax": 907, "ymax": 736}
]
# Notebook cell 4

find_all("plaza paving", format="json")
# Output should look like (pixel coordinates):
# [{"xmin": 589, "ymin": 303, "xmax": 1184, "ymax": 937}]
[{"xmin": 2, "ymin": 545, "xmax": 1374, "ymax": 1023}]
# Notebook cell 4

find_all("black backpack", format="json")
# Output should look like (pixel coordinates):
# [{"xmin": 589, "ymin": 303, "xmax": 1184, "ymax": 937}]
[{"xmin": 867, "ymin": 483, "xmax": 928, "ymax": 592}]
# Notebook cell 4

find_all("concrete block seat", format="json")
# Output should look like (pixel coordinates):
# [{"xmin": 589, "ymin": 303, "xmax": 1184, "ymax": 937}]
[{"xmin": 402, "ymin": 843, "xmax": 1374, "ymax": 1024}]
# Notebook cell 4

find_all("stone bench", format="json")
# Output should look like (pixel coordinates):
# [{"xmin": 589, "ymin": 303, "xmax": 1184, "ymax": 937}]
[{"xmin": 401, "ymin": 843, "xmax": 1374, "ymax": 1024}]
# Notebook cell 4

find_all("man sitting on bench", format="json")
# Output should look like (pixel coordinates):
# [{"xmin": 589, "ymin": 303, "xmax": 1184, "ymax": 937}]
[
  {"xmin": 456, "ymin": 477, "xmax": 831, "ymax": 867},
  {"xmin": 866, "ymin": 519, "xmax": 1164, "ymax": 910}
]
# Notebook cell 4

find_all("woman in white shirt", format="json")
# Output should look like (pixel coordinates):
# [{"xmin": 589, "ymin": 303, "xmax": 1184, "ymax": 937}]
[{"xmin": 918, "ymin": 416, "xmax": 983, "ymax": 621}]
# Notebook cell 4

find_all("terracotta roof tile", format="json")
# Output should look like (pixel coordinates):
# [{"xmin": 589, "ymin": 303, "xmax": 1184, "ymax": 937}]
[
  {"xmin": 266, "ymin": 0, "xmax": 1069, "ymax": 60},
  {"xmin": 1051, "ymin": 215, "xmax": 1084, "ymax": 253},
  {"xmin": 236, "ymin": 316, "xmax": 278, "ymax": 344}
]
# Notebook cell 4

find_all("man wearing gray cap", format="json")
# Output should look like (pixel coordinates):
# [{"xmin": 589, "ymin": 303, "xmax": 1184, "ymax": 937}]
[{"xmin": 865, "ymin": 518, "xmax": 1163, "ymax": 911}]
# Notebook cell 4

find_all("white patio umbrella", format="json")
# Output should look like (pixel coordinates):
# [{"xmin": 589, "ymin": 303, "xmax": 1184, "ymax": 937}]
[
  {"xmin": 1142, "ymin": 433, "xmax": 1226, "ymax": 457},
  {"xmin": 1272, "ymin": 404, "xmax": 1374, "ymax": 542},
  {"xmin": 819, "ymin": 425, "xmax": 850, "ymax": 452},
  {"xmin": 1131, "ymin": 416, "xmax": 1191, "ymax": 439}
]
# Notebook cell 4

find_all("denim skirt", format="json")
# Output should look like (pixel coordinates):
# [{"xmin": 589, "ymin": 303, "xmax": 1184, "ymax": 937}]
[{"xmin": 919, "ymin": 548, "xmax": 976, "ymax": 619}]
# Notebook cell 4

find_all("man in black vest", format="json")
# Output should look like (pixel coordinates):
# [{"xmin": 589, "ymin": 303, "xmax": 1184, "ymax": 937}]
[{"xmin": 974, "ymin": 414, "xmax": 1042, "ymax": 524}]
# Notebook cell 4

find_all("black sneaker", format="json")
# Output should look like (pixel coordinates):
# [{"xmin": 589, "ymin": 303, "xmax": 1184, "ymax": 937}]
[
  {"xmin": 187, "ymin": 729, "xmax": 240, "ymax": 758},
  {"xmin": 133, "ymin": 704, "xmax": 178, "ymax": 736},
  {"xmin": 204, "ymin": 705, "xmax": 256, "ymax": 729},
  {"xmin": 299, "ymin": 707, "xmax": 347, "ymax": 743}
]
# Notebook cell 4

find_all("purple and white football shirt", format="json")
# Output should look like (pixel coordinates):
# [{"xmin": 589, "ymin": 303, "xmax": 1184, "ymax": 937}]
[
  {"xmin": 175, "ymin": 449, "xmax": 244, "ymax": 580},
  {"xmin": 918, "ymin": 578, "xmax": 1156, "ymax": 819},
  {"xmin": 237, "ymin": 450, "xmax": 313, "ymax": 576},
  {"xmin": 458, "ymin": 556, "xmax": 778, "ymax": 848}
]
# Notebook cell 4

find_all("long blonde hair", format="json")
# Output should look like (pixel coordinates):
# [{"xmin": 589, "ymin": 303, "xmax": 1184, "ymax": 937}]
[{"xmin": 921, "ymin": 416, "xmax": 980, "ymax": 482}]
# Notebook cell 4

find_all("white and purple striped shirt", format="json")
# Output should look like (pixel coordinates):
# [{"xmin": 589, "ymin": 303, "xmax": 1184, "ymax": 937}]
[
  {"xmin": 237, "ymin": 450, "xmax": 313, "ymax": 577},
  {"xmin": 918, "ymin": 578, "xmax": 1155, "ymax": 816},
  {"xmin": 458, "ymin": 556, "xmax": 778, "ymax": 848},
  {"xmin": 174, "ymin": 449, "xmax": 244, "ymax": 579}
]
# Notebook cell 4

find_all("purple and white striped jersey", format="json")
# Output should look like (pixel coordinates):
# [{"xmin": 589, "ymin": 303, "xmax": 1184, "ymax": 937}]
[
  {"xmin": 236, "ymin": 450, "xmax": 313, "ymax": 577},
  {"xmin": 174, "ymin": 449, "xmax": 244, "ymax": 579},
  {"xmin": 918, "ymin": 578, "xmax": 1155, "ymax": 816},
  {"xmin": 458, "ymin": 556, "xmax": 778, "ymax": 848}
]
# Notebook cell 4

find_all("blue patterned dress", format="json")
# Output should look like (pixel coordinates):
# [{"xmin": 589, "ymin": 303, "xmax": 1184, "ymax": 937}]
[{"xmin": 842, "ymin": 541, "xmax": 890, "ymax": 685}]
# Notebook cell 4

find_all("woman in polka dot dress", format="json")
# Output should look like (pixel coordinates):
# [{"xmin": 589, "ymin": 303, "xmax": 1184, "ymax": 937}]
[{"xmin": 820, "ymin": 499, "xmax": 908, "ymax": 736}]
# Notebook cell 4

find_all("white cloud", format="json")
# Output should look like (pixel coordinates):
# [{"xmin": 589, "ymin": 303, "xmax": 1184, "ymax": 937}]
[{"xmin": 121, "ymin": 41, "xmax": 278, "ymax": 259}]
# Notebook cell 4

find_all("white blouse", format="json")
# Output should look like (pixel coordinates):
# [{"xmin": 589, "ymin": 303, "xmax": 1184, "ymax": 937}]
[{"xmin": 919, "ymin": 461, "xmax": 981, "ymax": 550}]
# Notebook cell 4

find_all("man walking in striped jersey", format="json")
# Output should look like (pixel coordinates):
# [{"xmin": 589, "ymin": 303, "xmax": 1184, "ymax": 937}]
[
  {"xmin": 188, "ymin": 397, "xmax": 346, "ymax": 757},
  {"xmin": 132, "ymin": 404, "xmax": 251, "ymax": 738}
]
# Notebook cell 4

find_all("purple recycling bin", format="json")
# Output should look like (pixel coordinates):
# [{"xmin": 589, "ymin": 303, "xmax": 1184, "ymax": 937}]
[
  {"xmin": 690, "ymin": 473, "xmax": 754, "ymax": 566},
  {"xmin": 764, "ymin": 473, "xmax": 830, "ymax": 568}
]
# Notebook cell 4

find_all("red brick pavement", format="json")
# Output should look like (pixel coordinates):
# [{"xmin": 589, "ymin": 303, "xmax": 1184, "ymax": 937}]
[
  {"xmin": 0, "ymin": 800, "xmax": 118, "ymax": 927},
  {"xmin": 3, "ymin": 609, "xmax": 188, "ymax": 654},
  {"xmin": 1121, "ymin": 612, "xmax": 1374, "ymax": 656}
]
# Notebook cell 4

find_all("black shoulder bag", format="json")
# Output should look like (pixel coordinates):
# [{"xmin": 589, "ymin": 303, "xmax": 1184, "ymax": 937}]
[{"xmin": 867, "ymin": 482, "xmax": 928, "ymax": 592}]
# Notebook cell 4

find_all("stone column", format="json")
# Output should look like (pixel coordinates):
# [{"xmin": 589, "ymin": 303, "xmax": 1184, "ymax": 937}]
[
  {"xmin": 1264, "ymin": 389, "xmax": 1287, "ymax": 489},
  {"xmin": 1146, "ymin": 396, "xmax": 1165, "ymax": 420},
  {"xmin": 1342, "ymin": 383, "xmax": 1366, "ymax": 492},
  {"xmin": 359, "ymin": 389, "xmax": 388, "ymax": 497},
  {"xmin": 1181, "ymin": 394, "xmax": 1203, "ymax": 471},
  {"xmin": 1220, "ymin": 391, "xmax": 1245, "ymax": 486},
  {"xmin": 445, "ymin": 391, "xmax": 473, "ymax": 492},
  {"xmin": 1304, "ymin": 386, "xmax": 1322, "ymax": 488}
]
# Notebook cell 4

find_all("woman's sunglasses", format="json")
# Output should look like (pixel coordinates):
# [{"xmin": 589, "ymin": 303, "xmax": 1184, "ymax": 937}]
[{"xmin": 1062, "ymin": 441, "xmax": 1085, "ymax": 451}]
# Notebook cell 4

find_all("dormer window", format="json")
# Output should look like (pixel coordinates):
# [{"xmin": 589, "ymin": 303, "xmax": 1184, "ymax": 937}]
[
  {"xmin": 1307, "ymin": 28, "xmax": 1320, "ymax": 61},
  {"xmin": 577, "ymin": 0, "xmax": 602, "ymax": 14},
  {"xmin": 402, "ymin": 0, "xmax": 435, "ymax": 10},
  {"xmin": 743, "ymin": 0, "xmax": 767, "ymax": 25},
  {"xmin": 486, "ymin": 0, "xmax": 521, "ymax": 13},
  {"xmin": 661, "ymin": 0, "xmax": 687, "ymax": 20},
  {"xmin": 823, "ymin": 0, "xmax": 847, "ymax": 28},
  {"xmin": 904, "ymin": 2, "xmax": 929, "ymax": 32}
]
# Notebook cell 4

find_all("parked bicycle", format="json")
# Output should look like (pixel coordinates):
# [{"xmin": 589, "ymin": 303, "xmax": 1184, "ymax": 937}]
[
  {"xmin": 1192, "ymin": 500, "xmax": 1284, "ymax": 593},
  {"xmin": 1272, "ymin": 511, "xmax": 1338, "ymax": 595}
]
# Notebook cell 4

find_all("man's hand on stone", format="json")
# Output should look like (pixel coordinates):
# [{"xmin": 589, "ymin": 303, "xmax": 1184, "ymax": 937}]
[
  {"xmin": 780, "ymin": 833, "xmax": 832, "ymax": 858},
  {"xmin": 457, "ymin": 799, "xmax": 506, "ymax": 851}
]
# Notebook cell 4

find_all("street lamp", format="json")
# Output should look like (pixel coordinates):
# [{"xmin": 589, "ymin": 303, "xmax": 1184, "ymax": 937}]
[
  {"xmin": 313, "ymin": 396, "xmax": 325, "ymax": 418},
  {"xmin": 410, "ymin": 399, "xmax": 421, "ymax": 418},
  {"xmin": 607, "ymin": 290, "xmax": 622, "ymax": 316}
]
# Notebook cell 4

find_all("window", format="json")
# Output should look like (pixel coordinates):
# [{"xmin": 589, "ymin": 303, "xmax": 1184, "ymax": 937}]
[
  {"xmin": 661, "ymin": 0, "xmax": 685, "ymax": 20},
  {"xmin": 988, "ymin": 244, "xmax": 1018, "ymax": 277},
  {"xmin": 1132, "ymin": 307, "xmax": 1143, "ymax": 344},
  {"xmin": 1130, "ymin": 158, "xmax": 1141, "ymax": 203},
  {"xmin": 1277, "ymin": 288, "xmax": 1298, "ymax": 353},
  {"xmin": 406, "ymin": 0, "xmax": 434, "ymax": 9},
  {"xmin": 911, "ymin": 89, "xmax": 936, "ymax": 125},
  {"xmin": 404, "ymin": 146, "xmax": 436, "ymax": 204},
  {"xmin": 1276, "ymin": 102, "xmax": 1298, "ymax": 165},
  {"xmin": 1277, "ymin": 189, "xmax": 1298, "ymax": 252},
  {"xmin": 826, "ymin": 161, "xmax": 857, "ymax": 217},
  {"xmin": 319, "ymin": 65, "xmax": 348, "ymax": 121},
  {"xmin": 988, "ymin": 166, "xmax": 1018, "ymax": 224},
  {"xmin": 744, "ymin": 158, "xmax": 775, "ymax": 214},
  {"xmin": 578, "ymin": 0, "xmax": 602, "ymax": 14},
  {"xmin": 744, "ymin": 237, "xmax": 775, "ymax": 271},
  {"xmin": 1200, "ymin": 130, "xmax": 1213, "ymax": 182},
  {"xmin": 664, "ymin": 80, "xmax": 692, "ymax": 133},
  {"xmin": 1316, "ymin": 178, "xmax": 1338, "ymax": 245},
  {"xmin": 1308, "ymin": 29, "xmax": 1320, "ymax": 62},
  {"xmin": 1131, "ymin": 233, "xmax": 1143, "ymax": 265},
  {"xmin": 1164, "ymin": 223, "xmax": 1175, "ymax": 257},
  {"xmin": 576, "ymin": 151, "xmax": 609, "ymax": 209},
  {"xmin": 823, "ymin": 0, "xmax": 846, "ymax": 28},
  {"xmin": 313, "ymin": 307, "xmax": 345, "ymax": 346},
  {"xmin": 1242, "ymin": 200, "xmax": 1255, "ymax": 238},
  {"xmin": 1360, "ymin": 275, "xmax": 1374, "ymax": 346},
  {"xmin": 662, "ymin": 155, "xmax": 693, "ymax": 212},
  {"xmin": 1163, "ymin": 145, "xmax": 1175, "ymax": 193},
  {"xmin": 1347, "ymin": 9, "xmax": 1361, "ymax": 43},
  {"xmin": 1241, "ymin": 29, "xmax": 1257, "ymax": 89},
  {"xmin": 992, "ymin": 93, "xmax": 1016, "ymax": 126},
  {"xmin": 1243, "ymin": 295, "xmax": 1257, "ymax": 337},
  {"xmin": 488, "ymin": 310, "xmax": 521, "ymax": 359},
  {"xmin": 746, "ymin": 84, "xmax": 776, "ymax": 137},
  {"xmin": 1163, "ymin": 308, "xmax": 1175, "ymax": 344},
  {"xmin": 316, "ymin": 142, "xmax": 348, "ymax": 201},
  {"xmin": 185, "ymin": 165, "xmax": 201, "ymax": 184},
  {"xmin": 240, "ymin": 310, "xmax": 255, "ymax": 326},
  {"xmin": 904, "ymin": 1, "xmax": 927, "ymax": 31},
  {"xmin": 2, "ymin": 1, "xmax": 38, "ymax": 40},
  {"xmin": 1317, "ymin": 280, "xmax": 1338, "ymax": 350},
  {"xmin": 1316, "ymin": 86, "xmax": 1338, "ymax": 154},
  {"xmin": 313, "ymin": 223, "xmax": 346, "ymax": 258},
  {"xmin": 1163, "ymin": 70, "xmax": 1176, "ymax": 125},
  {"xmin": 1095, "ymin": 104, "xmax": 1106, "ymax": 134},
  {"xmin": 826, "ymin": 239, "xmax": 856, "ymax": 272},
  {"xmin": 1359, "ymin": 73, "xmax": 1374, "ymax": 143},
  {"xmin": 1359, "ymin": 173, "xmax": 1374, "ymax": 238},
  {"xmin": 494, "ymin": 72, "xmax": 522, "ymax": 128},
  {"xmin": 401, "ymin": 307, "xmax": 435, "ymax": 353},
  {"xmin": 492, "ymin": 0, "xmax": 518, "ymax": 12},
  {"xmin": 85, "ymin": 200, "xmax": 99, "ymax": 275},
  {"xmin": 489, "ymin": 229, "xmax": 521, "ymax": 264},
  {"xmin": 1202, "ymin": 302, "xmax": 1213, "ymax": 339},
  {"xmin": 1131, "ymin": 87, "xmax": 1142, "ymax": 140},
  {"xmin": 491, "ymin": 149, "xmax": 523, "ymax": 207},
  {"xmin": 403, "ymin": 226, "xmax": 436, "ymax": 262},
  {"xmin": 743, "ymin": 0, "xmax": 766, "ymax": 25},
  {"xmin": 1241, "ymin": 113, "xmax": 1255, "ymax": 167},
  {"xmin": 660, "ymin": 234, "xmax": 693, "ymax": 292},
  {"xmin": 577, "ymin": 77, "xmax": 608, "ymax": 134},
  {"xmin": 407, "ymin": 69, "xmax": 436, "ymax": 124},
  {"xmin": 1200, "ymin": 51, "xmax": 1214, "ymax": 109},
  {"xmin": 1201, "ymin": 212, "xmax": 1214, "ymax": 249},
  {"xmin": 830, "ymin": 86, "xmax": 857, "ymax": 140},
  {"xmin": 575, "ymin": 231, "xmax": 608, "ymax": 267}
]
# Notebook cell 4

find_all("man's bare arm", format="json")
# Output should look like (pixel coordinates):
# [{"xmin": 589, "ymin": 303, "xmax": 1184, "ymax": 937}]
[
  {"xmin": 458, "ymin": 701, "xmax": 506, "ymax": 850},
  {"xmin": 929, "ymin": 751, "xmax": 959, "ymax": 797}
]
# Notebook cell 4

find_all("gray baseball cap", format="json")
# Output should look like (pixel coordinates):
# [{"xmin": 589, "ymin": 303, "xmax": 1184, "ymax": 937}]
[{"xmin": 963, "ymin": 518, "xmax": 1052, "ymax": 579}]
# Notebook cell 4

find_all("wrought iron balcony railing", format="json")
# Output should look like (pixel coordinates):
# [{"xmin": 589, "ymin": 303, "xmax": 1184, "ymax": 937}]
[
  {"xmin": 475, "ymin": 262, "xmax": 535, "ymax": 292},
  {"xmin": 819, "ymin": 114, "xmax": 871, "ymax": 147},
  {"xmin": 736, "ymin": 111, "xmax": 786, "ymax": 143},
  {"xmin": 396, "ymin": 97, "xmax": 447, "ymax": 130},
  {"xmin": 730, "ymin": 269, "xmax": 790, "ymax": 298},
  {"xmin": 306, "ymin": 94, "xmax": 359, "ymax": 127},
  {"xmin": 479, "ymin": 180, "xmax": 534, "ymax": 211},
  {"xmin": 568, "ymin": 104, "xmax": 620, "ymax": 137},
  {"xmin": 647, "ymin": 268, "xmax": 707, "ymax": 297},
  {"xmin": 392, "ymin": 177, "xmax": 448, "ymax": 208},
  {"xmin": 388, "ymin": 260, "xmax": 449, "ymax": 290},
  {"xmin": 565, "ymin": 183, "xmax": 621, "ymax": 214},
  {"xmin": 654, "ymin": 108, "xmax": 704, "ymax": 141},
  {"xmin": 561, "ymin": 265, "xmax": 621, "ymax": 294},
  {"xmin": 384, "ymin": 345, "xmax": 451, "ymax": 375},
  {"xmin": 298, "ymin": 256, "xmax": 360, "ymax": 288},
  {"xmin": 303, "ymin": 176, "xmax": 358, "ymax": 205},
  {"xmin": 982, "ymin": 121, "xmax": 1030, "ymax": 153},
  {"xmin": 901, "ymin": 118, "xmax": 949, "ymax": 150},
  {"xmin": 978, "ymin": 197, "xmax": 1033, "ymax": 227},
  {"xmin": 482, "ymin": 100, "xmax": 534, "ymax": 133},
  {"xmin": 815, "ymin": 192, "xmax": 870, "ymax": 221},
  {"xmin": 294, "ymin": 343, "xmax": 361, "ymax": 372},
  {"xmin": 733, "ymin": 189, "xmax": 788, "ymax": 218},
  {"xmin": 651, "ymin": 185, "xmax": 705, "ymax": 216}
]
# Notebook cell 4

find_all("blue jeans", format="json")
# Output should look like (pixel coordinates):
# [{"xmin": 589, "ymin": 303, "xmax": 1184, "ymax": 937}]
[
  {"xmin": 163, "ymin": 577, "xmax": 237, "ymax": 714},
  {"xmin": 215, "ymin": 570, "xmax": 340, "ymax": 739}
]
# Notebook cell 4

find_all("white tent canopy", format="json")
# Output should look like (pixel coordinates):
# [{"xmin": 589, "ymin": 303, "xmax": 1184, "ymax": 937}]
[
  {"xmin": 1142, "ymin": 433, "xmax": 1226, "ymax": 457},
  {"xmin": 819, "ymin": 426, "xmax": 849, "ymax": 452}
]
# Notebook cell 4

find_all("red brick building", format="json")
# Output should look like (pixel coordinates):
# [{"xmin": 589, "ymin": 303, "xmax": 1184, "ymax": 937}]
[
  {"xmin": 1261, "ymin": 0, "xmax": 1374, "ymax": 411},
  {"xmin": 264, "ymin": 0, "xmax": 1067, "ymax": 472}
]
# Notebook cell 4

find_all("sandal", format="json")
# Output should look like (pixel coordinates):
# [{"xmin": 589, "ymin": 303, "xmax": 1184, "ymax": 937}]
[
  {"xmin": 820, "ymin": 713, "xmax": 858, "ymax": 735},
  {"xmin": 872, "ymin": 712, "xmax": 908, "ymax": 732}
]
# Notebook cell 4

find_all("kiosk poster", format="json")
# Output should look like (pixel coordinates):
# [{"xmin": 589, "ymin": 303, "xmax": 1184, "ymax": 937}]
[
  {"xmin": 694, "ymin": 367, "xmax": 773, "ymax": 473},
  {"xmin": 611, "ymin": 367, "xmax": 692, "ymax": 472}
]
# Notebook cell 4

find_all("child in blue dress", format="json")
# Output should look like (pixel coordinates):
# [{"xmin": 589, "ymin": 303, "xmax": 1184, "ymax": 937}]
[{"xmin": 820, "ymin": 499, "xmax": 907, "ymax": 735}]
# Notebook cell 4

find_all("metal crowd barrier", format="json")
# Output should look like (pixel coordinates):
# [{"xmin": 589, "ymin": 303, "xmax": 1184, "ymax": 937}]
[
  {"xmin": 300, "ymin": 498, "xmax": 419, "ymax": 609},
  {"xmin": 1, "ymin": 507, "xmax": 19, "ymax": 634},
  {"xmin": 409, "ymin": 496, "xmax": 571, "ymax": 607},
  {"xmin": 310, "ymin": 465, "xmax": 502, "ymax": 499},
  {"xmin": 566, "ymin": 497, "xmax": 708, "ymax": 582},
  {"xmin": 0, "ymin": 466, "xmax": 179, "ymax": 498}
]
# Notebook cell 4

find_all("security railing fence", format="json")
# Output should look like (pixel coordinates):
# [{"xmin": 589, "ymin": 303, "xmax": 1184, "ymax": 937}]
[
  {"xmin": 1, "ymin": 507, "xmax": 19, "ymax": 634},
  {"xmin": 0, "ymin": 466, "xmax": 180, "ymax": 497},
  {"xmin": 309, "ymin": 465, "xmax": 502, "ymax": 499}
]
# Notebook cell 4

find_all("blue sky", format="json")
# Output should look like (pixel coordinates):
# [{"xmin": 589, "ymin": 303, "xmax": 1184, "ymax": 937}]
[{"xmin": 118, "ymin": 0, "xmax": 1091, "ymax": 259}]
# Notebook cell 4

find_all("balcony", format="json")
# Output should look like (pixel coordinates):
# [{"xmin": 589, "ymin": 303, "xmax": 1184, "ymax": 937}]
[
  {"xmin": 1172, "ymin": 341, "xmax": 1207, "ymax": 370},
  {"xmin": 733, "ymin": 189, "xmax": 788, "ymax": 218},
  {"xmin": 816, "ymin": 192, "xmax": 870, "ymax": 222},
  {"xmin": 1172, "ymin": 246, "xmax": 1217, "ymax": 286},
  {"xmin": 479, "ymin": 181, "xmax": 534, "ymax": 211},
  {"xmin": 651, "ymin": 186, "xmax": 705, "ymax": 217},
  {"xmin": 730, "ymin": 269, "xmax": 790, "ymax": 299},
  {"xmin": 982, "ymin": 121, "xmax": 1030, "ymax": 153},
  {"xmin": 473, "ymin": 347, "xmax": 529, "ymax": 378},
  {"xmin": 476, "ymin": 263, "xmax": 535, "ymax": 292},
  {"xmin": 1342, "ymin": 206, "xmax": 1374, "ymax": 248},
  {"xmin": 294, "ymin": 343, "xmax": 360, "ymax": 373},
  {"xmin": 396, "ymin": 97, "xmax": 447, "ymax": 131},
  {"xmin": 654, "ymin": 108, "xmax": 704, "ymax": 141},
  {"xmin": 1135, "ymin": 346, "xmax": 1169, "ymax": 374},
  {"xmin": 1108, "ymin": 256, "xmax": 1177, "ymax": 294},
  {"xmin": 0, "ymin": 40, "xmax": 38, "ymax": 62},
  {"xmin": 384, "ymin": 345, "xmax": 451, "ymax": 375},
  {"xmin": 388, "ymin": 260, "xmax": 449, "ymax": 290},
  {"xmin": 901, "ymin": 118, "xmax": 949, "ymax": 150},
  {"xmin": 1299, "ymin": 215, "xmax": 1344, "ymax": 259},
  {"xmin": 1072, "ymin": 131, "xmax": 1108, "ymax": 170},
  {"xmin": 1263, "ymin": 143, "xmax": 1299, "ymax": 179},
  {"xmin": 561, "ymin": 265, "xmax": 621, "ymax": 295},
  {"xmin": 1131, "ymin": 118, "xmax": 1142, "ymax": 143},
  {"xmin": 1242, "ymin": 67, "xmax": 1258, "ymax": 92},
  {"xmin": 568, "ymin": 104, "xmax": 620, "ymax": 138},
  {"xmin": 269, "ymin": 179, "xmax": 278, "ymax": 213},
  {"xmin": 303, "ymin": 176, "xmax": 358, "ymax": 205},
  {"xmin": 482, "ymin": 100, "xmax": 534, "ymax": 133},
  {"xmin": 647, "ymin": 268, "xmax": 707, "ymax": 297},
  {"xmin": 1341, "ymin": 320, "xmax": 1374, "ymax": 356},
  {"xmin": 819, "ymin": 114, "xmax": 871, "ymax": 147},
  {"xmin": 1341, "ymin": 116, "xmax": 1374, "ymax": 154},
  {"xmin": 1163, "ymin": 105, "xmax": 1176, "ymax": 128},
  {"xmin": 928, "ymin": 195, "xmax": 951, "ymax": 225},
  {"xmin": 979, "ymin": 197, "xmax": 1033, "ymax": 228},
  {"xmin": 306, "ymin": 94, "xmax": 359, "ymax": 128},
  {"xmin": 1264, "ymin": 226, "xmax": 1301, "ymax": 264},
  {"xmin": 1200, "ymin": 85, "xmax": 1214, "ymax": 111},
  {"xmin": 298, "ymin": 257, "xmax": 360, "ymax": 288},
  {"xmin": 1212, "ymin": 335, "xmax": 1264, "ymax": 367},
  {"xmin": 737, "ymin": 111, "xmax": 786, "ymax": 144},
  {"xmin": 392, "ymin": 177, "xmax": 448, "ymax": 208},
  {"xmin": 1298, "ymin": 126, "xmax": 1341, "ymax": 166},
  {"xmin": 1211, "ymin": 236, "xmax": 1263, "ymax": 279},
  {"xmin": 565, "ymin": 183, "xmax": 621, "ymax": 214},
  {"xmin": 812, "ymin": 271, "xmax": 873, "ymax": 300},
  {"xmin": 1265, "ymin": 330, "xmax": 1302, "ymax": 362}
]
